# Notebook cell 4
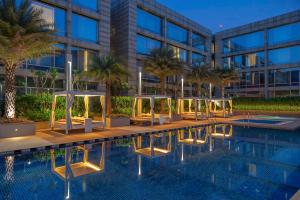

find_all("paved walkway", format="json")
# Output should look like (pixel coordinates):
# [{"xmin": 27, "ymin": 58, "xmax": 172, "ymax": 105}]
[{"xmin": 0, "ymin": 115, "xmax": 299, "ymax": 155}]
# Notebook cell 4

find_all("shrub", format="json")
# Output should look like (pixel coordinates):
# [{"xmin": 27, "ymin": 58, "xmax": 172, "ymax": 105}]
[{"xmin": 233, "ymin": 97, "xmax": 300, "ymax": 112}]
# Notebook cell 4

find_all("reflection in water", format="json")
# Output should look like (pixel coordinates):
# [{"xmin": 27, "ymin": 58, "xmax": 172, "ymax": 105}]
[
  {"xmin": 50, "ymin": 143, "xmax": 105, "ymax": 199},
  {"xmin": 132, "ymin": 132, "xmax": 172, "ymax": 158},
  {"xmin": 1, "ymin": 125, "xmax": 300, "ymax": 200},
  {"xmin": 4, "ymin": 156, "xmax": 14, "ymax": 182}
]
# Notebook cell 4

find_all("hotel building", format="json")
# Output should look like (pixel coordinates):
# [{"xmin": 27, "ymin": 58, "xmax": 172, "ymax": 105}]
[
  {"xmin": 0, "ymin": 0, "xmax": 299, "ymax": 98},
  {"xmin": 215, "ymin": 10, "xmax": 300, "ymax": 98}
]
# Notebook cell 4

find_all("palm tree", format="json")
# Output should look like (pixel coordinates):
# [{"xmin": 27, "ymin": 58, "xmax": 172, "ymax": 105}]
[
  {"xmin": 213, "ymin": 67, "xmax": 240, "ymax": 98},
  {"xmin": 50, "ymin": 68, "xmax": 58, "ymax": 93},
  {"xmin": 89, "ymin": 54, "xmax": 129, "ymax": 116},
  {"xmin": 187, "ymin": 63, "xmax": 216, "ymax": 97},
  {"xmin": 143, "ymin": 47, "xmax": 185, "ymax": 96},
  {"xmin": 0, "ymin": 0, "xmax": 54, "ymax": 119}
]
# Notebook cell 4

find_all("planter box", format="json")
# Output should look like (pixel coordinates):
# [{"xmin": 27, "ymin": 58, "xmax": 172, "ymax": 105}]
[
  {"xmin": 0, "ymin": 121, "xmax": 36, "ymax": 138},
  {"xmin": 35, "ymin": 121, "xmax": 50, "ymax": 130},
  {"xmin": 106, "ymin": 117, "xmax": 130, "ymax": 128},
  {"xmin": 172, "ymin": 114, "xmax": 182, "ymax": 121}
]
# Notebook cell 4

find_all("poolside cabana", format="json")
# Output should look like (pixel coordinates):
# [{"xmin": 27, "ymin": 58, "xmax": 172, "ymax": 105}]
[
  {"xmin": 132, "ymin": 95, "xmax": 172, "ymax": 126},
  {"xmin": 177, "ymin": 127, "xmax": 209, "ymax": 145},
  {"xmin": 208, "ymin": 98, "xmax": 233, "ymax": 118},
  {"xmin": 50, "ymin": 91, "xmax": 106, "ymax": 134},
  {"xmin": 210, "ymin": 124, "xmax": 233, "ymax": 138},
  {"xmin": 50, "ymin": 143, "xmax": 105, "ymax": 180},
  {"xmin": 177, "ymin": 98, "xmax": 209, "ymax": 120},
  {"xmin": 132, "ymin": 132, "xmax": 172, "ymax": 158}
]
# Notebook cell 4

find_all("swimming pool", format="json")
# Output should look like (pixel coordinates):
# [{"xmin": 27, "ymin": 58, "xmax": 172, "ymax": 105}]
[
  {"xmin": 1, "ymin": 125, "xmax": 300, "ymax": 200},
  {"xmin": 233, "ymin": 119, "xmax": 287, "ymax": 125}
]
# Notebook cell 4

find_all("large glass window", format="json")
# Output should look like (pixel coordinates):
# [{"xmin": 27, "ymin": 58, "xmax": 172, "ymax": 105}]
[
  {"xmin": 167, "ymin": 22, "xmax": 188, "ymax": 44},
  {"xmin": 224, "ymin": 51, "xmax": 265, "ymax": 69},
  {"xmin": 71, "ymin": 47, "xmax": 98, "ymax": 71},
  {"xmin": 240, "ymin": 71, "xmax": 264, "ymax": 88},
  {"xmin": 28, "ymin": 44, "xmax": 65, "ymax": 72},
  {"xmin": 192, "ymin": 53, "xmax": 206, "ymax": 67},
  {"xmin": 32, "ymin": 2, "xmax": 66, "ymax": 36},
  {"xmin": 168, "ymin": 45, "xmax": 188, "ymax": 62},
  {"xmin": 268, "ymin": 68, "xmax": 300, "ymax": 87},
  {"xmin": 137, "ymin": 8, "xmax": 162, "ymax": 35},
  {"xmin": 136, "ymin": 35, "xmax": 161, "ymax": 55},
  {"xmin": 73, "ymin": 0, "xmax": 98, "ymax": 11},
  {"xmin": 223, "ymin": 31, "xmax": 264, "ymax": 53},
  {"xmin": 192, "ymin": 33, "xmax": 206, "ymax": 51},
  {"xmin": 268, "ymin": 22, "xmax": 300, "ymax": 45},
  {"xmin": 268, "ymin": 46, "xmax": 300, "ymax": 65},
  {"xmin": 72, "ymin": 13, "xmax": 98, "ymax": 43}
]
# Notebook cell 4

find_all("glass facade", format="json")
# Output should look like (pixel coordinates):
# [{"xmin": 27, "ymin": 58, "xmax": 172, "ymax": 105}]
[
  {"xmin": 223, "ymin": 31, "xmax": 264, "ymax": 53},
  {"xmin": 32, "ymin": 2, "xmax": 66, "ymax": 36},
  {"xmin": 136, "ymin": 35, "xmax": 161, "ymax": 55},
  {"xmin": 240, "ymin": 71, "xmax": 265, "ymax": 88},
  {"xmin": 224, "ymin": 51, "xmax": 265, "ymax": 69},
  {"xmin": 192, "ymin": 33, "xmax": 206, "ymax": 51},
  {"xmin": 73, "ymin": 0, "xmax": 98, "ymax": 11},
  {"xmin": 268, "ymin": 68, "xmax": 300, "ymax": 87},
  {"xmin": 192, "ymin": 53, "xmax": 206, "ymax": 66},
  {"xmin": 167, "ymin": 22, "xmax": 188, "ymax": 44},
  {"xmin": 268, "ymin": 22, "xmax": 300, "ymax": 45},
  {"xmin": 71, "ymin": 47, "xmax": 98, "ymax": 71},
  {"xmin": 268, "ymin": 46, "xmax": 300, "ymax": 65},
  {"xmin": 27, "ymin": 44, "xmax": 65, "ymax": 72},
  {"xmin": 72, "ymin": 13, "xmax": 98, "ymax": 43},
  {"xmin": 169, "ymin": 45, "xmax": 188, "ymax": 62},
  {"xmin": 137, "ymin": 8, "xmax": 162, "ymax": 35}
]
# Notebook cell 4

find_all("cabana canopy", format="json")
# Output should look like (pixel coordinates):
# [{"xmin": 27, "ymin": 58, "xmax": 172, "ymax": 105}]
[
  {"xmin": 50, "ymin": 91, "xmax": 106, "ymax": 134},
  {"xmin": 208, "ymin": 98, "xmax": 233, "ymax": 118},
  {"xmin": 177, "ymin": 97, "xmax": 209, "ymax": 120},
  {"xmin": 132, "ymin": 133, "xmax": 172, "ymax": 158},
  {"xmin": 132, "ymin": 95, "xmax": 172, "ymax": 126}
]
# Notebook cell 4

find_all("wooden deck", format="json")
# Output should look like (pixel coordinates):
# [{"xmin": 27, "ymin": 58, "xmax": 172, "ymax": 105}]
[{"xmin": 0, "ymin": 115, "xmax": 299, "ymax": 155}]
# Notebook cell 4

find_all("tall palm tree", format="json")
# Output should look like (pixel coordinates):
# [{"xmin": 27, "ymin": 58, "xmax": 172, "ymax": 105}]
[
  {"xmin": 143, "ymin": 47, "xmax": 185, "ymax": 96},
  {"xmin": 89, "ymin": 54, "xmax": 129, "ymax": 116},
  {"xmin": 0, "ymin": 0, "xmax": 54, "ymax": 119},
  {"xmin": 187, "ymin": 63, "xmax": 216, "ymax": 97},
  {"xmin": 213, "ymin": 67, "xmax": 240, "ymax": 98}
]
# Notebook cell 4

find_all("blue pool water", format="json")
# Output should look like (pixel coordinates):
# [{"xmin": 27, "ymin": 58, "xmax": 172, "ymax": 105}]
[
  {"xmin": 1, "ymin": 125, "xmax": 300, "ymax": 200},
  {"xmin": 234, "ymin": 119, "xmax": 286, "ymax": 124}
]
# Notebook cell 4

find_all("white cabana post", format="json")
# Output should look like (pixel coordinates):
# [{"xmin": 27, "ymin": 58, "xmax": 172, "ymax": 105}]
[
  {"xmin": 132, "ymin": 95, "xmax": 172, "ymax": 126},
  {"xmin": 177, "ymin": 97, "xmax": 209, "ymax": 120},
  {"xmin": 50, "ymin": 91, "xmax": 106, "ymax": 134},
  {"xmin": 208, "ymin": 98, "xmax": 233, "ymax": 118}
]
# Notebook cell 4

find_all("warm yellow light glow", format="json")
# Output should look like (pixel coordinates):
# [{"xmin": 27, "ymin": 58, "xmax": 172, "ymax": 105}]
[{"xmin": 84, "ymin": 162, "xmax": 101, "ymax": 171}]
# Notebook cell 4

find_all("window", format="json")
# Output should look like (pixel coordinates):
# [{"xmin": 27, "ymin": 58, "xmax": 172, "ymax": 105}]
[
  {"xmin": 71, "ymin": 47, "xmax": 98, "ymax": 71},
  {"xmin": 224, "ymin": 52, "xmax": 264, "ymax": 69},
  {"xmin": 72, "ymin": 13, "xmax": 98, "ymax": 43},
  {"xmin": 223, "ymin": 31, "xmax": 264, "ymax": 53},
  {"xmin": 32, "ymin": 2, "xmax": 66, "ymax": 36},
  {"xmin": 268, "ymin": 68, "xmax": 300, "ymax": 87},
  {"xmin": 28, "ymin": 44, "xmax": 65, "ymax": 72},
  {"xmin": 168, "ymin": 45, "xmax": 188, "ymax": 62},
  {"xmin": 136, "ymin": 35, "xmax": 161, "ymax": 55},
  {"xmin": 137, "ymin": 8, "xmax": 162, "ymax": 35},
  {"xmin": 192, "ymin": 53, "xmax": 206, "ymax": 67},
  {"xmin": 192, "ymin": 33, "xmax": 206, "ymax": 51},
  {"xmin": 268, "ymin": 46, "xmax": 300, "ymax": 65},
  {"xmin": 73, "ymin": 0, "xmax": 98, "ymax": 11},
  {"xmin": 268, "ymin": 22, "xmax": 300, "ymax": 45},
  {"xmin": 167, "ymin": 22, "xmax": 188, "ymax": 44}
]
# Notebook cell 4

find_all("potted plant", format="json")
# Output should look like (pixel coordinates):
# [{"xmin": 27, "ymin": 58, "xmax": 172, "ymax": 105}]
[{"xmin": 0, "ymin": 0, "xmax": 54, "ymax": 137}]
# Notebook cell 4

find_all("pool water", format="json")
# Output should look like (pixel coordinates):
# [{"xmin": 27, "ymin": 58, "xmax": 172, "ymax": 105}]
[
  {"xmin": 1, "ymin": 125, "xmax": 300, "ymax": 200},
  {"xmin": 234, "ymin": 119, "xmax": 287, "ymax": 124}
]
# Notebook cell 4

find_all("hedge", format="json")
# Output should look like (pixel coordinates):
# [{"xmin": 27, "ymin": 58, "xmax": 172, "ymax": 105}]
[
  {"xmin": 1, "ymin": 95, "xmax": 299, "ymax": 121},
  {"xmin": 233, "ymin": 97, "xmax": 300, "ymax": 112}
]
